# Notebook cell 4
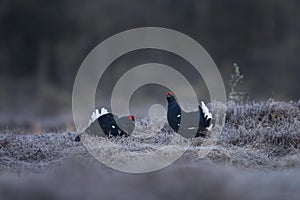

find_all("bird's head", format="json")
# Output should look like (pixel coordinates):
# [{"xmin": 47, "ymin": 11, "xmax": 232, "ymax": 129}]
[
  {"xmin": 166, "ymin": 91, "xmax": 176, "ymax": 103},
  {"xmin": 128, "ymin": 115, "xmax": 136, "ymax": 123}
]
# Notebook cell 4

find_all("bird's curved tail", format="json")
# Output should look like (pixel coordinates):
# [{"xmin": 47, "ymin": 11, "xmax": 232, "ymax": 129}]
[{"xmin": 199, "ymin": 101, "xmax": 213, "ymax": 131}]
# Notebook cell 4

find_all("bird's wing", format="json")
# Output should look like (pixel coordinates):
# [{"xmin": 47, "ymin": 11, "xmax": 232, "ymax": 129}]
[
  {"xmin": 98, "ymin": 113, "xmax": 127, "ymax": 137},
  {"xmin": 179, "ymin": 110, "xmax": 199, "ymax": 130}
]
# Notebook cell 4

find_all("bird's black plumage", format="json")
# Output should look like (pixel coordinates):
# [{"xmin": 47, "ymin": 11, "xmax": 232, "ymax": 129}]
[
  {"xmin": 166, "ymin": 91, "xmax": 212, "ymax": 138},
  {"xmin": 75, "ymin": 108, "xmax": 135, "ymax": 141},
  {"xmin": 97, "ymin": 113, "xmax": 128, "ymax": 137},
  {"xmin": 167, "ymin": 92, "xmax": 181, "ymax": 132}
]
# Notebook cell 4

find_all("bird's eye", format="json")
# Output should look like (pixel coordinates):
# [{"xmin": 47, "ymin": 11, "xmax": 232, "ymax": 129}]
[{"xmin": 112, "ymin": 125, "xmax": 115, "ymax": 129}]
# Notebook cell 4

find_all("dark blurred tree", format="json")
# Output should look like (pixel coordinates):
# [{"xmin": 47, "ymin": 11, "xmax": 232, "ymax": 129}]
[
  {"xmin": 0, "ymin": 0, "xmax": 299, "ymax": 107},
  {"xmin": 0, "ymin": 0, "xmax": 80, "ymax": 91}
]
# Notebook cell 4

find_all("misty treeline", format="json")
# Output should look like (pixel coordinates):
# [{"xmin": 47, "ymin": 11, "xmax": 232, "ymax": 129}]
[{"xmin": 0, "ymin": 0, "xmax": 299, "ymax": 112}]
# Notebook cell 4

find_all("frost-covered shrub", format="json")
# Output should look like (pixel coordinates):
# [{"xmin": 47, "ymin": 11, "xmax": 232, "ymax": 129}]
[{"xmin": 221, "ymin": 100, "xmax": 300, "ymax": 157}]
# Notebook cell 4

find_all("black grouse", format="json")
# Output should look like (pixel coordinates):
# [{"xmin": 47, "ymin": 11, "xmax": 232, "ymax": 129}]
[
  {"xmin": 75, "ymin": 108, "xmax": 135, "ymax": 141},
  {"xmin": 166, "ymin": 91, "xmax": 212, "ymax": 138}
]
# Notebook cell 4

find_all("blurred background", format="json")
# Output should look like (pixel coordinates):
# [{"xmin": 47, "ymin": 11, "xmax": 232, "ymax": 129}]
[{"xmin": 0, "ymin": 0, "xmax": 299, "ymax": 132}]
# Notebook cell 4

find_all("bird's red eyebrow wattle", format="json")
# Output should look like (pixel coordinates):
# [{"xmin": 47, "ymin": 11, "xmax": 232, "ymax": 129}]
[
  {"xmin": 167, "ymin": 91, "xmax": 173, "ymax": 96},
  {"xmin": 129, "ymin": 116, "xmax": 135, "ymax": 121}
]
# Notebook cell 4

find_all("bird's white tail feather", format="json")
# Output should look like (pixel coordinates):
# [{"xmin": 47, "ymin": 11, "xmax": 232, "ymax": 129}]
[
  {"xmin": 88, "ymin": 107, "xmax": 109, "ymax": 126},
  {"xmin": 100, "ymin": 107, "xmax": 109, "ymax": 116},
  {"xmin": 200, "ymin": 101, "xmax": 212, "ymax": 119},
  {"xmin": 206, "ymin": 124, "xmax": 213, "ymax": 131}
]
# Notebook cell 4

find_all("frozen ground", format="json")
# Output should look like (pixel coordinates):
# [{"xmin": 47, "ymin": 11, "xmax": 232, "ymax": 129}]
[{"xmin": 0, "ymin": 100, "xmax": 300, "ymax": 200}]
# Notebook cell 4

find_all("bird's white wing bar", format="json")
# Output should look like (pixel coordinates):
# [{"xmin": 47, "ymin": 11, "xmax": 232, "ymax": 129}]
[
  {"xmin": 187, "ymin": 127, "xmax": 197, "ymax": 130},
  {"xmin": 200, "ymin": 101, "xmax": 212, "ymax": 119}
]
